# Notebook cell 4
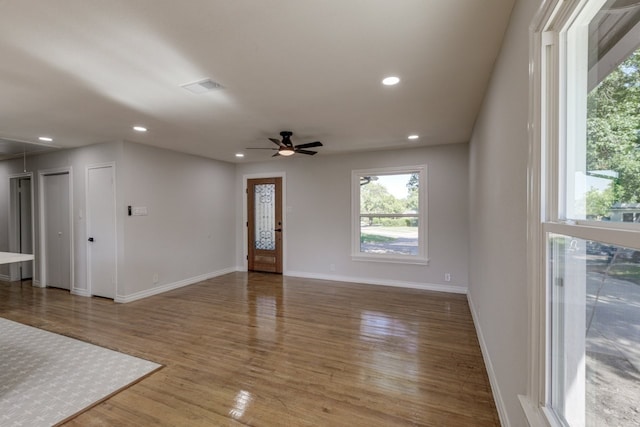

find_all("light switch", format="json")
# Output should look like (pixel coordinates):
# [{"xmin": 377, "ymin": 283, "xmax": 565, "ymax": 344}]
[{"xmin": 131, "ymin": 206, "xmax": 148, "ymax": 216}]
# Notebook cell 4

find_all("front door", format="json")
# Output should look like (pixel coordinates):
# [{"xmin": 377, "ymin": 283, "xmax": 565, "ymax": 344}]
[{"xmin": 247, "ymin": 177, "xmax": 283, "ymax": 273}]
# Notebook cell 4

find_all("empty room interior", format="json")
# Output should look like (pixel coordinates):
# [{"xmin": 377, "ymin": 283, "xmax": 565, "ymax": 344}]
[{"xmin": 1, "ymin": 0, "xmax": 639, "ymax": 426}]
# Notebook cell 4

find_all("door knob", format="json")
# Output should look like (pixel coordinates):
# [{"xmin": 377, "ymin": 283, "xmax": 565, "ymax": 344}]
[
  {"xmin": 88, "ymin": 237, "xmax": 94, "ymax": 242},
  {"xmin": 274, "ymin": 228, "xmax": 282, "ymax": 232}
]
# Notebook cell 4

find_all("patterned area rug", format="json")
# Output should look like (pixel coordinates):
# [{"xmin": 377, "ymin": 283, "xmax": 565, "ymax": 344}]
[{"xmin": 0, "ymin": 318, "xmax": 161, "ymax": 426}]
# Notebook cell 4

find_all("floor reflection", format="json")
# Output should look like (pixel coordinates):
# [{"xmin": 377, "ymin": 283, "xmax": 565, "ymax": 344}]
[
  {"xmin": 359, "ymin": 311, "xmax": 419, "ymax": 394},
  {"xmin": 246, "ymin": 274, "xmax": 284, "ymax": 349},
  {"xmin": 229, "ymin": 389, "xmax": 253, "ymax": 420}
]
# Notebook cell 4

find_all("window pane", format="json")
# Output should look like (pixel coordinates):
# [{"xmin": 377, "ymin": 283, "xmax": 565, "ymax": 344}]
[
  {"xmin": 569, "ymin": 8, "xmax": 640, "ymax": 222},
  {"xmin": 359, "ymin": 173, "xmax": 419, "ymax": 256},
  {"xmin": 550, "ymin": 234, "xmax": 640, "ymax": 426},
  {"xmin": 360, "ymin": 216, "xmax": 419, "ymax": 255}
]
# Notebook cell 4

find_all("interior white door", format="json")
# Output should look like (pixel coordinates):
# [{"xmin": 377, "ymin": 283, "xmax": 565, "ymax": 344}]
[
  {"xmin": 43, "ymin": 173, "xmax": 71, "ymax": 289},
  {"xmin": 87, "ymin": 165, "xmax": 116, "ymax": 299}
]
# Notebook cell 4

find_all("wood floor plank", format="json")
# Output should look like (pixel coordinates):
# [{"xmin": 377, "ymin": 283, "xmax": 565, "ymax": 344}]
[{"xmin": 0, "ymin": 273, "xmax": 500, "ymax": 426}]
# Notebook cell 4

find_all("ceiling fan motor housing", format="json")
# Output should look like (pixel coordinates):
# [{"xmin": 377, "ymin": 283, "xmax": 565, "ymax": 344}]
[{"xmin": 280, "ymin": 131, "xmax": 293, "ymax": 146}]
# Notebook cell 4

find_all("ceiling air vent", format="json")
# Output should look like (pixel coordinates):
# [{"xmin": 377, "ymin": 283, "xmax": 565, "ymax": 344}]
[{"xmin": 180, "ymin": 78, "xmax": 224, "ymax": 94}]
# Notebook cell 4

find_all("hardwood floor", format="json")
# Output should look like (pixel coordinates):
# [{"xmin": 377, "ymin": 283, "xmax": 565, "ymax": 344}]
[{"xmin": 0, "ymin": 273, "xmax": 499, "ymax": 426}]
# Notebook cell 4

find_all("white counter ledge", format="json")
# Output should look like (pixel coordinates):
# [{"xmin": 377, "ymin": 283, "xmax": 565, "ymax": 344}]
[{"xmin": 0, "ymin": 252, "xmax": 34, "ymax": 265}]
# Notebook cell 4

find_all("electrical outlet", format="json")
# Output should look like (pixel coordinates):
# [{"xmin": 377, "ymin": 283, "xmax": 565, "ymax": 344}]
[
  {"xmin": 329, "ymin": 264, "xmax": 336, "ymax": 272},
  {"xmin": 153, "ymin": 273, "xmax": 159, "ymax": 284},
  {"xmin": 445, "ymin": 273, "xmax": 451, "ymax": 282}
]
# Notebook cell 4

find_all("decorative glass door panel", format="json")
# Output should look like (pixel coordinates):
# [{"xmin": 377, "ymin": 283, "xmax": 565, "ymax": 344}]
[
  {"xmin": 247, "ymin": 178, "xmax": 283, "ymax": 273},
  {"xmin": 254, "ymin": 184, "xmax": 276, "ymax": 250}
]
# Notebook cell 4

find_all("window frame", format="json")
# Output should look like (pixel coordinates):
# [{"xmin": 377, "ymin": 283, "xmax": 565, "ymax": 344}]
[
  {"xmin": 524, "ymin": 0, "xmax": 640, "ymax": 425},
  {"xmin": 351, "ymin": 165, "xmax": 428, "ymax": 265}
]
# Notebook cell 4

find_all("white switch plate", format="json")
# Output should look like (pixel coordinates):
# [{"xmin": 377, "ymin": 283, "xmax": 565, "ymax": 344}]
[{"xmin": 132, "ymin": 206, "xmax": 148, "ymax": 216}]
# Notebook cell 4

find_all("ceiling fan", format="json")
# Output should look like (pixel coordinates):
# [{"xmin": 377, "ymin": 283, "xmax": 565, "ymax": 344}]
[{"xmin": 247, "ymin": 131, "xmax": 323, "ymax": 157}]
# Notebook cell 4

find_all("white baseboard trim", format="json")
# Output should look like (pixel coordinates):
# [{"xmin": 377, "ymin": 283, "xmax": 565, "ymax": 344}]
[
  {"xmin": 32, "ymin": 279, "xmax": 43, "ymax": 288},
  {"xmin": 71, "ymin": 288, "xmax": 91, "ymax": 297},
  {"xmin": 114, "ymin": 267, "xmax": 237, "ymax": 303},
  {"xmin": 0, "ymin": 274, "xmax": 10, "ymax": 282},
  {"xmin": 467, "ymin": 294, "xmax": 509, "ymax": 427},
  {"xmin": 284, "ymin": 270, "xmax": 468, "ymax": 294}
]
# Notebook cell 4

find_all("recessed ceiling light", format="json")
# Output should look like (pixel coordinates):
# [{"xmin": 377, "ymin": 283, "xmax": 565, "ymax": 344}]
[
  {"xmin": 235, "ymin": 153, "xmax": 245, "ymax": 158},
  {"xmin": 38, "ymin": 136, "xmax": 53, "ymax": 142},
  {"xmin": 408, "ymin": 134, "xmax": 419, "ymax": 140},
  {"xmin": 133, "ymin": 126, "xmax": 147, "ymax": 132},
  {"xmin": 382, "ymin": 76, "xmax": 400, "ymax": 86}
]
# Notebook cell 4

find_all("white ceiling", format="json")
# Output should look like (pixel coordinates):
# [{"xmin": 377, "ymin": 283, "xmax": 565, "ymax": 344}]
[{"xmin": 0, "ymin": 0, "xmax": 514, "ymax": 162}]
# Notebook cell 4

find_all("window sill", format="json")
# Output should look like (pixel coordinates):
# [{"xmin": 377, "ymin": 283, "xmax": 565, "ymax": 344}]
[
  {"xmin": 519, "ymin": 395, "xmax": 556, "ymax": 427},
  {"xmin": 351, "ymin": 254, "xmax": 429, "ymax": 265}
]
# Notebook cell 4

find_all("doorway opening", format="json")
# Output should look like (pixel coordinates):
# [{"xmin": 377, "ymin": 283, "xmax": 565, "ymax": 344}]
[{"xmin": 9, "ymin": 174, "xmax": 34, "ymax": 282}]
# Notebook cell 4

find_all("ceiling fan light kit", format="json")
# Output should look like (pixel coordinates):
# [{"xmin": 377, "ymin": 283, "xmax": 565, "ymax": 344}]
[{"xmin": 278, "ymin": 147, "xmax": 295, "ymax": 156}]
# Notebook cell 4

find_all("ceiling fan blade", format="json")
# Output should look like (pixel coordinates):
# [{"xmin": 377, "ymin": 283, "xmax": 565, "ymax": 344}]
[
  {"xmin": 272, "ymin": 152, "xmax": 280, "ymax": 157},
  {"xmin": 269, "ymin": 138, "xmax": 284, "ymax": 147},
  {"xmin": 246, "ymin": 147, "xmax": 278, "ymax": 150},
  {"xmin": 295, "ymin": 141, "xmax": 323, "ymax": 149},
  {"xmin": 296, "ymin": 149, "xmax": 318, "ymax": 155}
]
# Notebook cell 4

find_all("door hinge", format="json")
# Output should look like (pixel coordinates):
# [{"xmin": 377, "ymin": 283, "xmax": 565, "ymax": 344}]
[
  {"xmin": 246, "ymin": 221, "xmax": 248, "ymax": 227},
  {"xmin": 246, "ymin": 255, "xmax": 248, "ymax": 260},
  {"xmin": 246, "ymin": 188, "xmax": 248, "ymax": 194}
]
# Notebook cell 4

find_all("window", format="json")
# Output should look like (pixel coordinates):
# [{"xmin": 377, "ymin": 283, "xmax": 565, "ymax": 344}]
[
  {"xmin": 565, "ymin": 14, "xmax": 640, "ymax": 224},
  {"xmin": 549, "ymin": 235, "xmax": 640, "ymax": 426},
  {"xmin": 526, "ymin": 1, "xmax": 640, "ymax": 426},
  {"xmin": 351, "ymin": 165, "xmax": 427, "ymax": 264}
]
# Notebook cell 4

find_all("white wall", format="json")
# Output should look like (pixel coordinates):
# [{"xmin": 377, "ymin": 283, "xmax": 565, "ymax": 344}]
[
  {"xmin": 0, "ymin": 141, "xmax": 237, "ymax": 301},
  {"xmin": 119, "ymin": 142, "xmax": 236, "ymax": 299},
  {"xmin": 0, "ymin": 142, "xmax": 121, "ymax": 290},
  {"xmin": 236, "ymin": 144, "xmax": 469, "ymax": 292},
  {"xmin": 4, "ymin": 142, "xmax": 465, "ymax": 297},
  {"xmin": 468, "ymin": 0, "xmax": 541, "ymax": 425}
]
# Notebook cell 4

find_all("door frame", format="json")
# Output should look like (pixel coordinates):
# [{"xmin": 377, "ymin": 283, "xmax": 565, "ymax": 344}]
[
  {"xmin": 38, "ymin": 166, "xmax": 74, "ymax": 290},
  {"xmin": 85, "ymin": 162, "xmax": 118, "ymax": 298},
  {"xmin": 242, "ymin": 172, "xmax": 286, "ymax": 272},
  {"xmin": 8, "ymin": 172, "xmax": 35, "ymax": 281}
]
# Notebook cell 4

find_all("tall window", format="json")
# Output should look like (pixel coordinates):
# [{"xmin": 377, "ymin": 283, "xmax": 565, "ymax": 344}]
[
  {"xmin": 528, "ymin": 1, "xmax": 640, "ymax": 426},
  {"xmin": 351, "ymin": 165, "xmax": 427, "ymax": 264}
]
